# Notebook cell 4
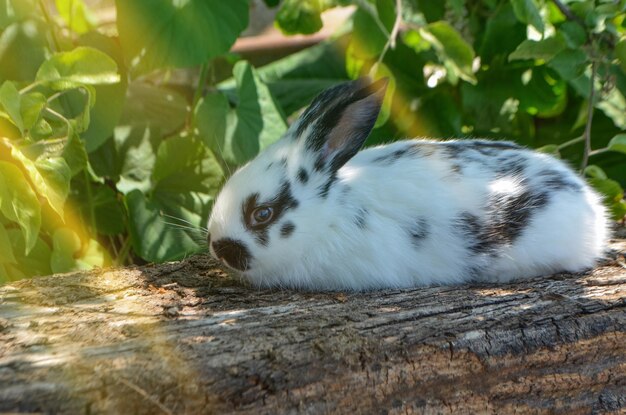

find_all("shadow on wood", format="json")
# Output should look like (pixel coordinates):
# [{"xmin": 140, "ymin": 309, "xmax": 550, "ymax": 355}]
[{"xmin": 1, "ymin": 240, "xmax": 625, "ymax": 414}]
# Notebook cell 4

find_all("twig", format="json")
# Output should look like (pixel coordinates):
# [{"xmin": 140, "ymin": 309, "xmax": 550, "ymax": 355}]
[
  {"xmin": 116, "ymin": 377, "xmax": 174, "ymax": 415},
  {"xmin": 374, "ymin": 0, "xmax": 403, "ymax": 70},
  {"xmin": 550, "ymin": 0, "xmax": 586, "ymax": 30},
  {"xmin": 580, "ymin": 61, "xmax": 597, "ymax": 171}
]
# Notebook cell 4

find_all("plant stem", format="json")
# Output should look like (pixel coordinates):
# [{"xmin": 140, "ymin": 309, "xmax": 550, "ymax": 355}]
[
  {"xmin": 38, "ymin": 0, "xmax": 61, "ymax": 52},
  {"xmin": 82, "ymin": 170, "xmax": 97, "ymax": 233},
  {"xmin": 588, "ymin": 147, "xmax": 609, "ymax": 157},
  {"xmin": 580, "ymin": 61, "xmax": 597, "ymax": 171},
  {"xmin": 117, "ymin": 236, "xmax": 133, "ymax": 266},
  {"xmin": 374, "ymin": 0, "xmax": 403, "ymax": 71},
  {"xmin": 19, "ymin": 81, "xmax": 44, "ymax": 95},
  {"xmin": 190, "ymin": 62, "xmax": 210, "ymax": 124},
  {"xmin": 557, "ymin": 135, "xmax": 584, "ymax": 150}
]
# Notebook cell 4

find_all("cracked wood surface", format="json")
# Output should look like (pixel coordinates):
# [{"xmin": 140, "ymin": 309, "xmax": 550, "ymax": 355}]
[{"xmin": 1, "ymin": 239, "xmax": 625, "ymax": 414}]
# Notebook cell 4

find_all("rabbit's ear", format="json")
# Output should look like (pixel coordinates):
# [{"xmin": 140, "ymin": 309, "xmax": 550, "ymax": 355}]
[{"xmin": 297, "ymin": 78, "xmax": 387, "ymax": 173}]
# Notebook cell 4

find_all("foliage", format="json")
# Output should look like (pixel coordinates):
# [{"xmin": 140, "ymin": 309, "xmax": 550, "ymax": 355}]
[{"xmin": 0, "ymin": 0, "xmax": 625, "ymax": 282}]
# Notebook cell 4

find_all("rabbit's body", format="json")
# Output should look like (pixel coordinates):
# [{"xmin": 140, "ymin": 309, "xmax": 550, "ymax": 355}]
[{"xmin": 207, "ymin": 80, "xmax": 608, "ymax": 291}]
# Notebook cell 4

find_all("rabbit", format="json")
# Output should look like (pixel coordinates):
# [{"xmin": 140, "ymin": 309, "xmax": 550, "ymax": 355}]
[{"xmin": 206, "ymin": 78, "xmax": 609, "ymax": 291}]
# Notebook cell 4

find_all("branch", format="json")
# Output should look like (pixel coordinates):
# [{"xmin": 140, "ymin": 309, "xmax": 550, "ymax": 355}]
[
  {"xmin": 550, "ymin": 0, "xmax": 586, "ymax": 30},
  {"xmin": 373, "ymin": 0, "xmax": 403, "ymax": 71},
  {"xmin": 580, "ymin": 61, "xmax": 597, "ymax": 171}
]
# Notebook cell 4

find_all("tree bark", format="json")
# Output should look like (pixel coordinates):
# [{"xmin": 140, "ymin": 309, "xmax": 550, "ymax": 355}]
[{"xmin": 1, "ymin": 239, "xmax": 625, "ymax": 415}]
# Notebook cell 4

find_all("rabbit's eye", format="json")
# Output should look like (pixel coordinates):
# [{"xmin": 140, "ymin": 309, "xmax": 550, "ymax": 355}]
[{"xmin": 251, "ymin": 206, "xmax": 274, "ymax": 225}]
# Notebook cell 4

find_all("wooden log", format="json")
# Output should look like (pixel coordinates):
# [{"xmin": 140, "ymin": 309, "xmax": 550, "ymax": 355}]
[{"xmin": 1, "ymin": 239, "xmax": 625, "ymax": 414}]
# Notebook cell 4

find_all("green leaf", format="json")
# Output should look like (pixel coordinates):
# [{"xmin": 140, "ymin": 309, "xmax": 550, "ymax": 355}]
[
  {"xmin": 511, "ymin": 0, "xmax": 544, "ymax": 33},
  {"xmin": 126, "ymin": 135, "xmax": 222, "ymax": 263},
  {"xmin": 402, "ymin": 30, "xmax": 432, "ymax": 54},
  {"xmin": 596, "ymin": 86, "xmax": 626, "ymax": 129},
  {"xmin": 422, "ymin": 21, "xmax": 476, "ymax": 84},
  {"xmin": 0, "ymin": 225, "xmax": 16, "ymax": 264},
  {"xmin": 78, "ymin": 33, "xmax": 128, "ymax": 153},
  {"xmin": 194, "ymin": 92, "xmax": 229, "ymax": 161},
  {"xmin": 50, "ymin": 227, "xmax": 82, "ymax": 273},
  {"xmin": 73, "ymin": 181, "xmax": 126, "ymax": 236},
  {"xmin": 0, "ymin": 161, "xmax": 41, "ymax": 254},
  {"xmin": 125, "ymin": 189, "xmax": 209, "ymax": 262},
  {"xmin": 478, "ymin": 4, "xmax": 527, "ymax": 63},
  {"xmin": 548, "ymin": 49, "xmax": 588, "ymax": 80},
  {"xmin": 153, "ymin": 135, "xmax": 223, "ymax": 194},
  {"xmin": 90, "ymin": 82, "xmax": 187, "ymax": 192},
  {"xmin": 536, "ymin": 144, "xmax": 560, "ymax": 156},
  {"xmin": 0, "ymin": 21, "xmax": 47, "ymax": 82},
  {"xmin": 275, "ymin": 0, "xmax": 334, "ymax": 35},
  {"xmin": 587, "ymin": 177, "xmax": 626, "ymax": 221},
  {"xmin": 196, "ymin": 61, "xmax": 287, "ymax": 165},
  {"xmin": 559, "ymin": 21, "xmax": 587, "ymax": 49},
  {"xmin": 55, "ymin": 0, "xmax": 96, "ymax": 34},
  {"xmin": 118, "ymin": 82, "xmax": 188, "ymax": 137},
  {"xmin": 62, "ymin": 132, "xmax": 89, "ymax": 176},
  {"xmin": 116, "ymin": 0, "xmax": 248, "ymax": 74},
  {"xmin": 584, "ymin": 165, "xmax": 608, "ymax": 180},
  {"xmin": 509, "ymin": 36, "xmax": 567, "ymax": 61},
  {"xmin": 226, "ymin": 39, "xmax": 349, "ymax": 116},
  {"xmin": 0, "ymin": 81, "xmax": 23, "ymax": 132},
  {"xmin": 2, "ymin": 229, "xmax": 51, "ymax": 281},
  {"xmin": 36, "ymin": 47, "xmax": 120, "ymax": 89},
  {"xmin": 8, "ymin": 141, "xmax": 71, "ymax": 218},
  {"xmin": 616, "ymin": 38, "xmax": 626, "ymax": 74},
  {"xmin": 0, "ymin": 0, "xmax": 39, "ymax": 28},
  {"xmin": 607, "ymin": 133, "xmax": 626, "ymax": 155},
  {"xmin": 20, "ymin": 92, "xmax": 46, "ymax": 132},
  {"xmin": 231, "ymin": 59, "xmax": 288, "ymax": 156},
  {"xmin": 50, "ymin": 227, "xmax": 109, "ymax": 273}
]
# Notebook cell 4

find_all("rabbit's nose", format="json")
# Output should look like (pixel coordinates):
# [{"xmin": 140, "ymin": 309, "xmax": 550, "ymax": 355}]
[{"xmin": 212, "ymin": 238, "xmax": 251, "ymax": 271}]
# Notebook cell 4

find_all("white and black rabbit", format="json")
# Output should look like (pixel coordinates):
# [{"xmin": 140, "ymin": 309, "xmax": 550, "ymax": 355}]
[{"xmin": 206, "ymin": 78, "xmax": 609, "ymax": 291}]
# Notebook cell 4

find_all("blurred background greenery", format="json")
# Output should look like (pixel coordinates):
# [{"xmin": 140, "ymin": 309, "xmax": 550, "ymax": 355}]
[{"xmin": 0, "ymin": 0, "xmax": 624, "ymax": 282}]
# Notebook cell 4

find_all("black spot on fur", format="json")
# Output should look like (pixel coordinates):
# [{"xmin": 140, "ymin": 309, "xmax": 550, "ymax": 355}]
[
  {"xmin": 456, "ymin": 188, "xmax": 549, "ymax": 255},
  {"xmin": 409, "ymin": 217, "xmax": 430, "ymax": 246},
  {"xmin": 280, "ymin": 222, "xmax": 295, "ymax": 238},
  {"xmin": 354, "ymin": 208, "xmax": 368, "ymax": 229},
  {"xmin": 489, "ymin": 189, "xmax": 549, "ymax": 243},
  {"xmin": 318, "ymin": 173, "xmax": 338, "ymax": 198},
  {"xmin": 297, "ymin": 168, "xmax": 309, "ymax": 184},
  {"xmin": 537, "ymin": 169, "xmax": 582, "ymax": 192},
  {"xmin": 456, "ymin": 212, "xmax": 494, "ymax": 255},
  {"xmin": 242, "ymin": 182, "xmax": 299, "ymax": 246},
  {"xmin": 494, "ymin": 155, "xmax": 527, "ymax": 177},
  {"xmin": 373, "ymin": 148, "xmax": 410, "ymax": 164},
  {"xmin": 442, "ymin": 140, "xmax": 521, "ymax": 163},
  {"xmin": 372, "ymin": 144, "xmax": 426, "ymax": 164},
  {"xmin": 469, "ymin": 140, "xmax": 521, "ymax": 150},
  {"xmin": 212, "ymin": 238, "xmax": 251, "ymax": 271},
  {"xmin": 313, "ymin": 155, "xmax": 325, "ymax": 172},
  {"xmin": 338, "ymin": 185, "xmax": 351, "ymax": 205}
]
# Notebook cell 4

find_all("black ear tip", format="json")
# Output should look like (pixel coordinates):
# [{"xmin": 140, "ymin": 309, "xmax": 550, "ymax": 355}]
[
  {"xmin": 370, "ymin": 77, "xmax": 389, "ymax": 91},
  {"xmin": 355, "ymin": 77, "xmax": 388, "ymax": 98}
]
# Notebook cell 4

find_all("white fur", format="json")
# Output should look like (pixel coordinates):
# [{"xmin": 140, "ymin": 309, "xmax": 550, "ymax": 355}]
[{"xmin": 207, "ymin": 137, "xmax": 608, "ymax": 291}]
